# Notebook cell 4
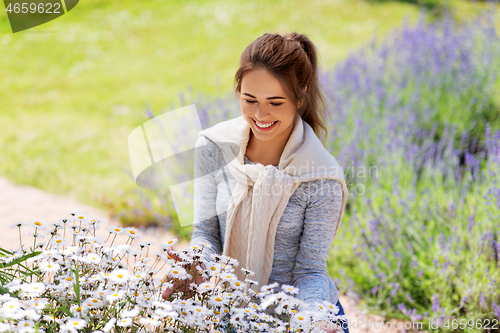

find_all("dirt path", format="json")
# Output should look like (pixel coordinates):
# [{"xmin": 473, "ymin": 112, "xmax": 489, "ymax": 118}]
[{"xmin": 0, "ymin": 176, "xmax": 415, "ymax": 333}]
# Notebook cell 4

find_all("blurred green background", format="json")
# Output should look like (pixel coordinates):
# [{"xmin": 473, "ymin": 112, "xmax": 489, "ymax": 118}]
[{"xmin": 0, "ymin": 0, "xmax": 498, "ymax": 229}]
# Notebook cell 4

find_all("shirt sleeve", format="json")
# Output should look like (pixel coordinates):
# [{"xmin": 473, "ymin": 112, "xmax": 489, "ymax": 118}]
[
  {"xmin": 292, "ymin": 178, "xmax": 344, "ymax": 308},
  {"xmin": 188, "ymin": 135, "xmax": 223, "ymax": 265}
]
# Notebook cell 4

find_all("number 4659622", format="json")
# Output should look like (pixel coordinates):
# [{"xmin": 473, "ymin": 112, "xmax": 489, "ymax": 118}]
[{"xmin": 5, "ymin": 2, "xmax": 61, "ymax": 14}]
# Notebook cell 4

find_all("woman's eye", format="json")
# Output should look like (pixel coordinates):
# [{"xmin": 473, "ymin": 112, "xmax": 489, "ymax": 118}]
[
  {"xmin": 244, "ymin": 99, "xmax": 256, "ymax": 104},
  {"xmin": 270, "ymin": 102, "xmax": 283, "ymax": 106}
]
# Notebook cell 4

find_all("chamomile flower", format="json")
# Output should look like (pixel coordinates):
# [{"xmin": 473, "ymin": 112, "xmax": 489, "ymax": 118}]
[
  {"xmin": 30, "ymin": 220, "xmax": 44, "ymax": 228},
  {"xmin": 39, "ymin": 261, "xmax": 60, "ymax": 273},
  {"xmin": 282, "ymin": 284, "xmax": 299, "ymax": 295},
  {"xmin": 83, "ymin": 253, "xmax": 101, "ymax": 264},
  {"xmin": 125, "ymin": 227, "xmax": 140, "ymax": 239},
  {"xmin": 291, "ymin": 311, "xmax": 312, "ymax": 328},
  {"xmin": 196, "ymin": 281, "xmax": 215, "ymax": 293},
  {"xmin": 206, "ymin": 262, "xmax": 222, "ymax": 276},
  {"xmin": 16, "ymin": 320, "xmax": 36, "ymax": 333},
  {"xmin": 65, "ymin": 318, "xmax": 86, "ymax": 329},
  {"xmin": 107, "ymin": 226, "xmax": 124, "ymax": 235},
  {"xmin": 169, "ymin": 266, "xmax": 189, "ymax": 280},
  {"xmin": 2, "ymin": 250, "xmax": 23, "ymax": 264},
  {"xmin": 161, "ymin": 239, "xmax": 177, "ymax": 250},
  {"xmin": 117, "ymin": 317, "xmax": 133, "ymax": 327},
  {"xmin": 102, "ymin": 317, "xmax": 116, "ymax": 332},
  {"xmin": 230, "ymin": 280, "xmax": 245, "ymax": 290},
  {"xmin": 10, "ymin": 221, "xmax": 27, "ymax": 229},
  {"xmin": 105, "ymin": 290, "xmax": 125, "ymax": 302},
  {"xmin": 52, "ymin": 237, "xmax": 68, "ymax": 247},
  {"xmin": 88, "ymin": 237, "xmax": 106, "ymax": 247},
  {"xmin": 84, "ymin": 297, "xmax": 104, "ymax": 309},
  {"xmin": 120, "ymin": 307, "xmax": 139, "ymax": 318},
  {"xmin": 20, "ymin": 282, "xmax": 46, "ymax": 295},
  {"xmin": 208, "ymin": 294, "xmax": 227, "ymax": 307},
  {"xmin": 108, "ymin": 269, "xmax": 129, "ymax": 284},
  {"xmin": 137, "ymin": 241, "xmax": 153, "ymax": 248},
  {"xmin": 220, "ymin": 272, "xmax": 237, "ymax": 282},
  {"xmin": 139, "ymin": 317, "xmax": 161, "ymax": 327}
]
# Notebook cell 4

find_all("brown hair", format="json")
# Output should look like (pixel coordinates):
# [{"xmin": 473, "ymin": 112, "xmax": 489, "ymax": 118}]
[{"xmin": 234, "ymin": 32, "xmax": 332, "ymax": 146}]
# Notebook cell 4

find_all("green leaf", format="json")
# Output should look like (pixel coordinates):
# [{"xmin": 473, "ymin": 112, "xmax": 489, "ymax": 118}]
[{"xmin": 0, "ymin": 251, "xmax": 42, "ymax": 269}]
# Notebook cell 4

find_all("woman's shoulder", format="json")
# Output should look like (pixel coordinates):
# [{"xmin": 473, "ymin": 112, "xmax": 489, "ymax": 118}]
[
  {"xmin": 295, "ymin": 178, "xmax": 344, "ymax": 206},
  {"xmin": 195, "ymin": 135, "xmax": 226, "ymax": 170}
]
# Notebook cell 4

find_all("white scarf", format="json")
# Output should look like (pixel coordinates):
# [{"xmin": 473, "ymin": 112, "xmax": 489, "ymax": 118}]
[{"xmin": 198, "ymin": 114, "xmax": 348, "ymax": 292}]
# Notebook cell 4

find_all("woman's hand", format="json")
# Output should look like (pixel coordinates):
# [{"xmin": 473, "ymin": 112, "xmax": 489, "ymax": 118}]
[{"xmin": 161, "ymin": 249, "xmax": 207, "ymax": 301}]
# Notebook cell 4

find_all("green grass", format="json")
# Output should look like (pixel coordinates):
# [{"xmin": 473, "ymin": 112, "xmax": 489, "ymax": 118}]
[{"xmin": 0, "ymin": 0, "xmax": 498, "ymax": 227}]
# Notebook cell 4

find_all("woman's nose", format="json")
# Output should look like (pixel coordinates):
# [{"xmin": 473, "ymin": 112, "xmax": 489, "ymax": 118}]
[{"xmin": 254, "ymin": 105, "xmax": 272, "ymax": 121}]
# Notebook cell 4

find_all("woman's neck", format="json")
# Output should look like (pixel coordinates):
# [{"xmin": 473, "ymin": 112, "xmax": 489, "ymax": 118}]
[{"xmin": 245, "ymin": 123, "xmax": 294, "ymax": 167}]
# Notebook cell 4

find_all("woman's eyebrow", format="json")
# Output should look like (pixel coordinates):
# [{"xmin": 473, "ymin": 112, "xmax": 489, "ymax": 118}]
[{"xmin": 242, "ymin": 92, "xmax": 286, "ymax": 100}]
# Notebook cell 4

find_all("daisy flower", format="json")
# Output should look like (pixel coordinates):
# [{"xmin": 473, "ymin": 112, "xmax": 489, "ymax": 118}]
[
  {"xmin": 66, "ymin": 318, "xmax": 86, "ymax": 329},
  {"xmin": 75, "ymin": 215, "xmax": 87, "ymax": 223},
  {"xmin": 108, "ymin": 268, "xmax": 129, "ymax": 284},
  {"xmin": 139, "ymin": 317, "xmax": 161, "ymax": 327},
  {"xmin": 105, "ymin": 290, "xmax": 125, "ymax": 302},
  {"xmin": 230, "ymin": 280, "xmax": 245, "ymax": 290},
  {"xmin": 219, "ymin": 272, "xmax": 237, "ymax": 282},
  {"xmin": 120, "ymin": 307, "xmax": 139, "ymax": 318},
  {"xmin": 107, "ymin": 226, "xmax": 124, "ymax": 235},
  {"xmin": 137, "ymin": 242, "xmax": 153, "ymax": 248},
  {"xmin": 161, "ymin": 239, "xmax": 177, "ymax": 250},
  {"xmin": 52, "ymin": 237, "xmax": 68, "ymax": 247},
  {"xmin": 125, "ymin": 227, "xmax": 140, "ymax": 239},
  {"xmin": 206, "ymin": 262, "xmax": 222, "ymax": 276},
  {"xmin": 102, "ymin": 317, "xmax": 116, "ymax": 332},
  {"xmin": 2, "ymin": 250, "xmax": 23, "ymax": 264},
  {"xmin": 19, "ymin": 282, "xmax": 46, "ymax": 295},
  {"xmin": 169, "ymin": 266, "xmax": 189, "ymax": 280},
  {"xmin": 196, "ymin": 281, "xmax": 215, "ymax": 293},
  {"xmin": 10, "ymin": 221, "xmax": 27, "ymax": 229},
  {"xmin": 208, "ymin": 294, "xmax": 226, "ymax": 307},
  {"xmin": 30, "ymin": 220, "xmax": 43, "ymax": 228},
  {"xmin": 291, "ymin": 311, "xmax": 312, "ymax": 328},
  {"xmin": 241, "ymin": 267, "xmax": 255, "ymax": 276},
  {"xmin": 39, "ymin": 261, "xmax": 60, "ymax": 273},
  {"xmin": 117, "ymin": 317, "xmax": 133, "ymax": 327},
  {"xmin": 88, "ymin": 237, "xmax": 106, "ymax": 247},
  {"xmin": 16, "ymin": 320, "xmax": 36, "ymax": 333},
  {"xmin": 83, "ymin": 253, "xmax": 102, "ymax": 264},
  {"xmin": 84, "ymin": 297, "xmax": 104, "ymax": 309},
  {"xmin": 282, "ymin": 284, "xmax": 299, "ymax": 295}
]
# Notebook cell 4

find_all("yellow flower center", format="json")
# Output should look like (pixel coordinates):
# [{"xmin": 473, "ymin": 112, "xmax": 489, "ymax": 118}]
[
  {"xmin": 34, "ymin": 222, "xmax": 41, "ymax": 226},
  {"xmin": 129, "ymin": 230, "xmax": 135, "ymax": 234},
  {"xmin": 118, "ymin": 274, "xmax": 123, "ymax": 278}
]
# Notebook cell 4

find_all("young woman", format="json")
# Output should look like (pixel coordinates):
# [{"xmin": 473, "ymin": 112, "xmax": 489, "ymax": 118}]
[{"xmin": 163, "ymin": 32, "xmax": 350, "ymax": 333}]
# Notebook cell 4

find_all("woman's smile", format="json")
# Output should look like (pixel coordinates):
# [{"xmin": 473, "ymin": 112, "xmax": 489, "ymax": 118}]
[{"xmin": 252, "ymin": 118, "xmax": 279, "ymax": 131}]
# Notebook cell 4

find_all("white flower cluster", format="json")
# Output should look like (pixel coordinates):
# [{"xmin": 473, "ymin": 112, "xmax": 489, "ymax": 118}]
[{"xmin": 0, "ymin": 214, "xmax": 341, "ymax": 332}]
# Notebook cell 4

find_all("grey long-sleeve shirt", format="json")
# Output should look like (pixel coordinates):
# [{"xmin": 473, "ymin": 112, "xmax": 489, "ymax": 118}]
[{"xmin": 188, "ymin": 135, "xmax": 344, "ymax": 306}]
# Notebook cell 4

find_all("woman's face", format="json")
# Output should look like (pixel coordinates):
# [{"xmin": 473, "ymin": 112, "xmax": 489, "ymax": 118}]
[{"xmin": 240, "ymin": 68, "xmax": 299, "ymax": 143}]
